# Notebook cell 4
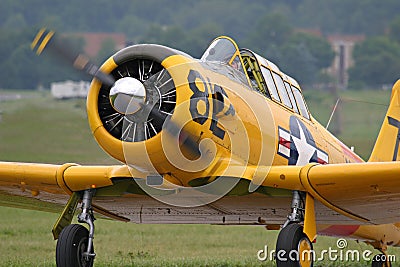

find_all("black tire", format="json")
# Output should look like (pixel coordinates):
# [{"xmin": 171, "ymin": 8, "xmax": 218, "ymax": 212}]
[
  {"xmin": 372, "ymin": 254, "xmax": 391, "ymax": 267},
  {"xmin": 276, "ymin": 223, "xmax": 313, "ymax": 267},
  {"xmin": 56, "ymin": 224, "xmax": 94, "ymax": 267}
]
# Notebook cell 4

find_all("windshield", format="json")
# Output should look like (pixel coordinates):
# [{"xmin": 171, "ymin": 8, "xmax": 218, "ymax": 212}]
[{"xmin": 201, "ymin": 38, "xmax": 237, "ymax": 63}]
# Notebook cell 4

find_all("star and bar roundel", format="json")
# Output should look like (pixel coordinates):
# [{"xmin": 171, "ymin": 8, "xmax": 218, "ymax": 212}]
[{"xmin": 278, "ymin": 116, "xmax": 329, "ymax": 166}]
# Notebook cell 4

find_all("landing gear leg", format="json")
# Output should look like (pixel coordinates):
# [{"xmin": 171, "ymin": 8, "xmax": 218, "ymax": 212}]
[
  {"xmin": 56, "ymin": 189, "xmax": 96, "ymax": 267},
  {"xmin": 77, "ymin": 189, "xmax": 96, "ymax": 261},
  {"xmin": 283, "ymin": 191, "xmax": 304, "ymax": 228},
  {"xmin": 276, "ymin": 191, "xmax": 313, "ymax": 267}
]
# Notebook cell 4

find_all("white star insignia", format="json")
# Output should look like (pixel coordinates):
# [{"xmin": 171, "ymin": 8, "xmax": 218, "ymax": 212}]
[{"xmin": 291, "ymin": 120, "xmax": 316, "ymax": 166}]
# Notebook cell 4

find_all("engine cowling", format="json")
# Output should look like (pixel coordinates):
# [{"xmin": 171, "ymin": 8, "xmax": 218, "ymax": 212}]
[
  {"xmin": 87, "ymin": 44, "xmax": 189, "ymax": 169},
  {"xmin": 86, "ymin": 43, "xmax": 265, "ymax": 187}
]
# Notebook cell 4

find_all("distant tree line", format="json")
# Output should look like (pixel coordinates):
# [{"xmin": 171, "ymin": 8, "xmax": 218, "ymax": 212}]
[
  {"xmin": 1, "ymin": 0, "xmax": 400, "ymax": 89},
  {"xmin": 349, "ymin": 17, "xmax": 400, "ymax": 88}
]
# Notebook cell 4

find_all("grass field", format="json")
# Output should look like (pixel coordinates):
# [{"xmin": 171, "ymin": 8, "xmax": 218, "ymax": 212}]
[{"xmin": 0, "ymin": 88, "xmax": 395, "ymax": 266}]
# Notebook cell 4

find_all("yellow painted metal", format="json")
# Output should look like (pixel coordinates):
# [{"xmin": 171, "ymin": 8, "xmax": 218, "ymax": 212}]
[
  {"xmin": 298, "ymin": 237, "xmax": 313, "ymax": 267},
  {"xmin": 0, "ymin": 162, "xmax": 59, "ymax": 187},
  {"xmin": 86, "ymin": 56, "xmax": 125, "ymax": 162},
  {"xmin": 216, "ymin": 164, "xmax": 305, "ymax": 191},
  {"xmin": 260, "ymin": 165, "xmax": 305, "ymax": 190},
  {"xmin": 30, "ymin": 28, "xmax": 46, "ymax": 50},
  {"xmin": 0, "ymin": 162, "xmax": 134, "ymax": 193},
  {"xmin": 307, "ymin": 161, "xmax": 400, "ymax": 200},
  {"xmin": 305, "ymin": 161, "xmax": 400, "ymax": 222},
  {"xmin": 6, "ymin": 42, "xmax": 389, "ymax": 201},
  {"xmin": 303, "ymin": 193, "xmax": 317, "ymax": 242},
  {"xmin": 6, "ymin": 35, "xmax": 400, "ymax": 251},
  {"xmin": 30, "ymin": 28, "xmax": 54, "ymax": 55},
  {"xmin": 300, "ymin": 163, "xmax": 369, "ymax": 223},
  {"xmin": 369, "ymin": 79, "xmax": 400, "ymax": 162},
  {"xmin": 354, "ymin": 224, "xmax": 400, "ymax": 247},
  {"xmin": 36, "ymin": 31, "xmax": 54, "ymax": 55},
  {"xmin": 55, "ymin": 163, "xmax": 78, "ymax": 194},
  {"xmin": 52, "ymin": 192, "xmax": 80, "ymax": 240},
  {"xmin": 63, "ymin": 165, "xmax": 131, "ymax": 191},
  {"xmin": 84, "ymin": 37, "xmax": 364, "ymax": 191}
]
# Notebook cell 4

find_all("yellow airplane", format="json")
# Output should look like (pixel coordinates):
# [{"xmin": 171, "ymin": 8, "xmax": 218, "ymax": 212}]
[{"xmin": 1, "ymin": 28, "xmax": 399, "ymax": 267}]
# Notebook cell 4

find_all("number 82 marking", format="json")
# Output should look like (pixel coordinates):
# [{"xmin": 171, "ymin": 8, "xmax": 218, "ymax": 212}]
[{"xmin": 187, "ymin": 69, "xmax": 235, "ymax": 140}]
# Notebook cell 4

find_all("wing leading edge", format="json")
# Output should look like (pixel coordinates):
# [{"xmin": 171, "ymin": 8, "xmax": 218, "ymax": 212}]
[
  {"xmin": 0, "ymin": 162, "xmax": 135, "ymax": 213},
  {"xmin": 1, "ymin": 160, "xmax": 400, "ymax": 225},
  {"xmin": 0, "ymin": 162, "xmax": 134, "ymax": 193}
]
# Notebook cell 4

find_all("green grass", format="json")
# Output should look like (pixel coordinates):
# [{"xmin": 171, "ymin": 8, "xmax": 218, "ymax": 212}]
[
  {"xmin": 0, "ymin": 207, "xmax": 273, "ymax": 266},
  {"xmin": 0, "ymin": 90, "xmax": 116, "ymax": 164},
  {"xmin": 2, "ymin": 206, "xmax": 398, "ymax": 267},
  {"xmin": 0, "ymin": 89, "xmax": 396, "ymax": 266}
]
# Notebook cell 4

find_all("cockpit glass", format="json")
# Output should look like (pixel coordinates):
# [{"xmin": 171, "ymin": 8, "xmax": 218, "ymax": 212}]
[{"xmin": 201, "ymin": 38, "xmax": 237, "ymax": 63}]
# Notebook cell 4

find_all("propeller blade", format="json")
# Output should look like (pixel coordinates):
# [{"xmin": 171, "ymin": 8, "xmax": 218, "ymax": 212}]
[
  {"xmin": 31, "ymin": 28, "xmax": 115, "ymax": 87},
  {"xmin": 32, "ymin": 29, "xmax": 200, "ymax": 156}
]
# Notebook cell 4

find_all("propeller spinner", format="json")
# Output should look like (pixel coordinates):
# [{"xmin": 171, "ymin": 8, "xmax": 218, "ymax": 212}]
[{"xmin": 109, "ymin": 77, "xmax": 146, "ymax": 115}]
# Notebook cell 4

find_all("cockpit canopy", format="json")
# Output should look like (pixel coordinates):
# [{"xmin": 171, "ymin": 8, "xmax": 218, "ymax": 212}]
[
  {"xmin": 201, "ymin": 36, "xmax": 310, "ymax": 120},
  {"xmin": 201, "ymin": 38, "xmax": 237, "ymax": 63}
]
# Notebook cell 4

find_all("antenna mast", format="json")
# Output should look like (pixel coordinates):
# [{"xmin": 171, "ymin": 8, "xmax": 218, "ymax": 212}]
[{"xmin": 326, "ymin": 98, "xmax": 340, "ymax": 130}]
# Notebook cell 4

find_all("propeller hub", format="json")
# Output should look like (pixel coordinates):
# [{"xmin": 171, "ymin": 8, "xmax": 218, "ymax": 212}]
[{"xmin": 109, "ymin": 77, "xmax": 146, "ymax": 114}]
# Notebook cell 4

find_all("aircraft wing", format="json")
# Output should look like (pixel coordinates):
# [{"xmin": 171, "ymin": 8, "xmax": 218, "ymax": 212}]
[
  {"xmin": 257, "ymin": 161, "xmax": 400, "ymax": 225},
  {"xmin": 1, "ymin": 160, "xmax": 400, "ymax": 225},
  {"xmin": 0, "ymin": 162, "xmax": 134, "ymax": 215}
]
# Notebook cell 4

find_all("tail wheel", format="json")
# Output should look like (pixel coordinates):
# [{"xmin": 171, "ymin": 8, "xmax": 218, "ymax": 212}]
[
  {"xmin": 276, "ymin": 223, "xmax": 313, "ymax": 267},
  {"xmin": 56, "ymin": 224, "xmax": 94, "ymax": 267},
  {"xmin": 372, "ymin": 254, "xmax": 391, "ymax": 267}
]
